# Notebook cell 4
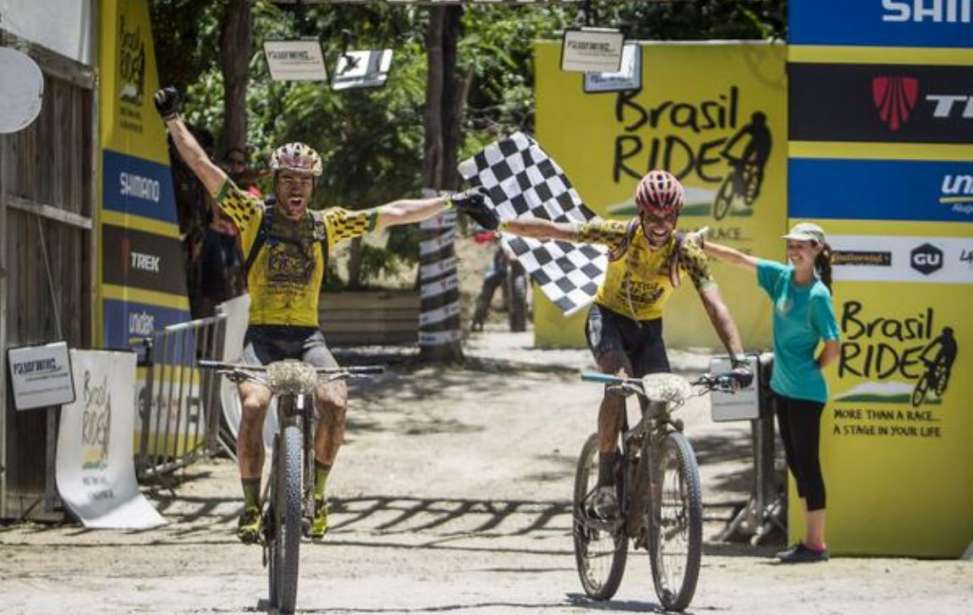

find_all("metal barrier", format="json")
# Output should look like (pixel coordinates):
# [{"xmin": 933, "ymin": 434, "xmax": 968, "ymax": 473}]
[{"xmin": 134, "ymin": 314, "xmax": 227, "ymax": 479}]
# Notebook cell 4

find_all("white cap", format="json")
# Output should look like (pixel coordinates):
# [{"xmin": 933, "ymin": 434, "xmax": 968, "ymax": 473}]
[{"xmin": 782, "ymin": 222, "xmax": 826, "ymax": 244}]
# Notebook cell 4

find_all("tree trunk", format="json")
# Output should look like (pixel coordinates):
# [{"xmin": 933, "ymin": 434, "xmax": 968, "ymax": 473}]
[
  {"xmin": 219, "ymin": 0, "xmax": 252, "ymax": 156},
  {"xmin": 419, "ymin": 6, "xmax": 464, "ymax": 363}
]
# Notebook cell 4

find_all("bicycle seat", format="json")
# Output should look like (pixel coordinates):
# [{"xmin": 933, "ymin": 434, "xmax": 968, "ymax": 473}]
[
  {"xmin": 640, "ymin": 373, "xmax": 694, "ymax": 406},
  {"xmin": 266, "ymin": 360, "xmax": 319, "ymax": 395}
]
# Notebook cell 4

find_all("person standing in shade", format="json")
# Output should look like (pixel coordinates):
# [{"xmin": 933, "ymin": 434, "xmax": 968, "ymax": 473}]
[{"xmin": 691, "ymin": 222, "xmax": 841, "ymax": 563}]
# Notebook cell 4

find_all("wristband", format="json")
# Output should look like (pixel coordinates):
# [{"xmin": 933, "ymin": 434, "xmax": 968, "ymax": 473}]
[{"xmin": 443, "ymin": 197, "xmax": 454, "ymax": 210}]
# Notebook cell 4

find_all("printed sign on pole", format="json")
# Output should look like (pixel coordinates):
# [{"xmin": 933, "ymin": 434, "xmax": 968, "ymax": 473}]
[
  {"xmin": 584, "ymin": 43, "xmax": 642, "ymax": 94},
  {"xmin": 7, "ymin": 342, "xmax": 75, "ymax": 411},
  {"xmin": 264, "ymin": 40, "xmax": 328, "ymax": 81},
  {"xmin": 560, "ymin": 28, "xmax": 624, "ymax": 73},
  {"xmin": 331, "ymin": 49, "xmax": 394, "ymax": 91}
]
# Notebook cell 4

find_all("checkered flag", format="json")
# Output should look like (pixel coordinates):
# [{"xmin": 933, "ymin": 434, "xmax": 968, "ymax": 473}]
[{"xmin": 458, "ymin": 132, "xmax": 607, "ymax": 316}]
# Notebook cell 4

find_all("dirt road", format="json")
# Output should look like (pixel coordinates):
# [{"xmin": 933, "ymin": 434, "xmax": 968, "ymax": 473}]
[{"xmin": 1, "ymin": 334, "xmax": 970, "ymax": 614}]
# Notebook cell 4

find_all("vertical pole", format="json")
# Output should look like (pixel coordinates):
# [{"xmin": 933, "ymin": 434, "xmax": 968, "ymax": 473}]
[
  {"xmin": 0, "ymin": 130, "xmax": 8, "ymax": 519},
  {"xmin": 419, "ymin": 5, "xmax": 463, "ymax": 363}
]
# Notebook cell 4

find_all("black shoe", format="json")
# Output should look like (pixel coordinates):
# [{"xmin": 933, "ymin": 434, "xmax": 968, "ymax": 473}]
[{"xmin": 778, "ymin": 543, "xmax": 829, "ymax": 564}]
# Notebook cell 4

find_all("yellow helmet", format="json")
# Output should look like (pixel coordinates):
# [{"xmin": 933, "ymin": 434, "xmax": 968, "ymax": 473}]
[{"xmin": 269, "ymin": 142, "xmax": 322, "ymax": 176}]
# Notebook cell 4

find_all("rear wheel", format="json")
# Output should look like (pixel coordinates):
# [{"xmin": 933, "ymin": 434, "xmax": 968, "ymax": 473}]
[
  {"xmin": 272, "ymin": 424, "xmax": 303, "ymax": 613},
  {"xmin": 573, "ymin": 433, "xmax": 627, "ymax": 600},
  {"xmin": 648, "ymin": 432, "xmax": 702, "ymax": 612}
]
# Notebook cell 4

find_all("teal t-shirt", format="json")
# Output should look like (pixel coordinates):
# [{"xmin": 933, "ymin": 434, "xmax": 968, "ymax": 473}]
[{"xmin": 756, "ymin": 259, "xmax": 840, "ymax": 403}]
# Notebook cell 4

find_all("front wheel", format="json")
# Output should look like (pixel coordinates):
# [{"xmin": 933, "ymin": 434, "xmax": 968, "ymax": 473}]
[
  {"xmin": 269, "ymin": 424, "xmax": 303, "ymax": 613},
  {"xmin": 573, "ymin": 433, "xmax": 627, "ymax": 600},
  {"xmin": 648, "ymin": 432, "xmax": 703, "ymax": 612}
]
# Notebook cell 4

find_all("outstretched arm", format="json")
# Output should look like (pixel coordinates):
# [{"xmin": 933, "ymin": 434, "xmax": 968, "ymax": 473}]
[
  {"xmin": 702, "ymin": 240, "xmax": 759, "ymax": 272},
  {"xmin": 501, "ymin": 219, "xmax": 580, "ymax": 242},
  {"xmin": 374, "ymin": 196, "xmax": 449, "ymax": 231},
  {"xmin": 155, "ymin": 88, "xmax": 227, "ymax": 197}
]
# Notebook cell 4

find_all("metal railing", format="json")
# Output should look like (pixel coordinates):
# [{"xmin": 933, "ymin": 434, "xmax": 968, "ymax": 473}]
[{"xmin": 133, "ymin": 314, "xmax": 227, "ymax": 479}]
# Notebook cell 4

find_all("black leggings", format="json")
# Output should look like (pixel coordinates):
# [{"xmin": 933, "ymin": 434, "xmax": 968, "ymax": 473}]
[{"xmin": 773, "ymin": 393, "xmax": 826, "ymax": 511}]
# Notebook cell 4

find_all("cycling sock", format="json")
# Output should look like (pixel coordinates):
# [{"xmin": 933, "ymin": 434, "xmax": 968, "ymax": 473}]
[
  {"xmin": 241, "ymin": 477, "xmax": 261, "ymax": 509},
  {"xmin": 597, "ymin": 451, "xmax": 619, "ymax": 487},
  {"xmin": 314, "ymin": 461, "xmax": 332, "ymax": 499}
]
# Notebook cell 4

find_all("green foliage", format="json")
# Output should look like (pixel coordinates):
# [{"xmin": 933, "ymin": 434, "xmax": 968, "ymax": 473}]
[{"xmin": 151, "ymin": 0, "xmax": 787, "ymax": 288}]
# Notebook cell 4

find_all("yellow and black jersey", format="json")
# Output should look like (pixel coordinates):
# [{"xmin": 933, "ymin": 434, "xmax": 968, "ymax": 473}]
[
  {"xmin": 214, "ymin": 180, "xmax": 376, "ymax": 326},
  {"xmin": 576, "ymin": 219, "xmax": 715, "ymax": 321}
]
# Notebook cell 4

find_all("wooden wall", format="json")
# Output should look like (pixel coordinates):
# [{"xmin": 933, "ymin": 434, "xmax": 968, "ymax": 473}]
[{"xmin": 1, "ymin": 34, "xmax": 95, "ymax": 519}]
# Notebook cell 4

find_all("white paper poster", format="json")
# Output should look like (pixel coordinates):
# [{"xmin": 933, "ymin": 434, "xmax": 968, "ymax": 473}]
[{"xmin": 56, "ymin": 350, "xmax": 165, "ymax": 529}]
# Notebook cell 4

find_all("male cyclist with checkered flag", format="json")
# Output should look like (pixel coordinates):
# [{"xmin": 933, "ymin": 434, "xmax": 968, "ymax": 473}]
[
  {"xmin": 497, "ymin": 170, "xmax": 752, "ymax": 518},
  {"xmin": 154, "ymin": 86, "xmax": 495, "ymax": 543}
]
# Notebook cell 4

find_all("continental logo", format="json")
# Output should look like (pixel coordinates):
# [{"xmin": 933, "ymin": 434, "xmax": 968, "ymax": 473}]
[
  {"xmin": 789, "ymin": 63, "xmax": 973, "ymax": 144},
  {"xmin": 833, "ymin": 250, "xmax": 892, "ymax": 266}
]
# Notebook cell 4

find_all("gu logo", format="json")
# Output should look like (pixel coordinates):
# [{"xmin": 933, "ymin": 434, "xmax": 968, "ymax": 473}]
[
  {"xmin": 872, "ymin": 76, "xmax": 919, "ymax": 131},
  {"xmin": 911, "ymin": 243, "xmax": 943, "ymax": 275}
]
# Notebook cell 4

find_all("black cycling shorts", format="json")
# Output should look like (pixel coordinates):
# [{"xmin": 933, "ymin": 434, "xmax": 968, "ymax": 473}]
[
  {"xmin": 241, "ymin": 325, "xmax": 339, "ymax": 369},
  {"xmin": 585, "ymin": 303, "xmax": 670, "ymax": 378}
]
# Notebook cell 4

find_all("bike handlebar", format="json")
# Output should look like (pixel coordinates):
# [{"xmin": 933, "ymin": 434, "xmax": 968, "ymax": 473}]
[
  {"xmin": 197, "ymin": 359, "xmax": 385, "ymax": 376},
  {"xmin": 580, "ymin": 371, "xmax": 747, "ymax": 393}
]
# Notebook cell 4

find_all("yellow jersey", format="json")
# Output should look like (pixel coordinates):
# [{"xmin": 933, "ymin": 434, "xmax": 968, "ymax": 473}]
[
  {"xmin": 214, "ymin": 180, "xmax": 376, "ymax": 327},
  {"xmin": 577, "ymin": 219, "xmax": 715, "ymax": 321}
]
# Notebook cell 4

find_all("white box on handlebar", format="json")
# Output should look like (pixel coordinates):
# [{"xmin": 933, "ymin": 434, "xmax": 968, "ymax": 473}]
[{"xmin": 709, "ymin": 354, "xmax": 760, "ymax": 422}]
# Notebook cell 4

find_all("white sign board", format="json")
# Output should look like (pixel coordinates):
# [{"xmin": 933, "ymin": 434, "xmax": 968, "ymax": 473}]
[
  {"xmin": 55, "ymin": 350, "xmax": 166, "ymax": 529},
  {"xmin": 264, "ymin": 40, "xmax": 328, "ymax": 81},
  {"xmin": 7, "ymin": 341, "xmax": 75, "ymax": 410},
  {"xmin": 584, "ymin": 42, "xmax": 642, "ymax": 93},
  {"xmin": 560, "ymin": 28, "xmax": 624, "ymax": 73},
  {"xmin": 331, "ymin": 49, "xmax": 393, "ymax": 91},
  {"xmin": 709, "ymin": 354, "xmax": 760, "ymax": 422},
  {"xmin": 0, "ymin": 47, "xmax": 44, "ymax": 134}
]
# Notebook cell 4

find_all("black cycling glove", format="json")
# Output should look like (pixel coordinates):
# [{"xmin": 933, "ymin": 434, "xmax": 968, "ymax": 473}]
[
  {"xmin": 450, "ymin": 187, "xmax": 499, "ymax": 231},
  {"xmin": 154, "ymin": 86, "xmax": 181, "ymax": 121},
  {"xmin": 729, "ymin": 355, "xmax": 754, "ymax": 388}
]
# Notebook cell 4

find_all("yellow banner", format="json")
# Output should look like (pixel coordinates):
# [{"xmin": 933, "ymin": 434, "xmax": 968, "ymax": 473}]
[
  {"xmin": 533, "ymin": 41, "xmax": 788, "ymax": 350},
  {"xmin": 787, "ymin": 219, "xmax": 973, "ymax": 557},
  {"xmin": 99, "ymin": 0, "xmax": 170, "ymax": 163}
]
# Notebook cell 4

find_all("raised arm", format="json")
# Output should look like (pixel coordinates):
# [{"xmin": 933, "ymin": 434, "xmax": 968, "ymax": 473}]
[
  {"xmin": 374, "ymin": 196, "xmax": 449, "ymax": 231},
  {"xmin": 154, "ymin": 87, "xmax": 228, "ymax": 197}
]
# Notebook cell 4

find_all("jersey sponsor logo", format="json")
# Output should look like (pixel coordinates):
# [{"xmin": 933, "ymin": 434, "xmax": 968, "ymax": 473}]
[
  {"xmin": 790, "ymin": 64, "xmax": 973, "ymax": 144},
  {"xmin": 881, "ymin": 0, "xmax": 973, "ymax": 24},
  {"xmin": 910, "ymin": 243, "xmax": 944, "ymax": 275}
]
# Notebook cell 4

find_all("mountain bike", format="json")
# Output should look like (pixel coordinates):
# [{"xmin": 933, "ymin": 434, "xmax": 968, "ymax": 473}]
[
  {"xmin": 573, "ymin": 370, "xmax": 744, "ymax": 612},
  {"xmin": 199, "ymin": 359, "xmax": 383, "ymax": 614},
  {"xmin": 713, "ymin": 153, "xmax": 761, "ymax": 220}
]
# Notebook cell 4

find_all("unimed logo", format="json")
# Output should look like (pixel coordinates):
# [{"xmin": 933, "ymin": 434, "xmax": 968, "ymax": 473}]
[
  {"xmin": 873, "ymin": 76, "xmax": 919, "ymax": 131},
  {"xmin": 910, "ymin": 243, "xmax": 943, "ymax": 275}
]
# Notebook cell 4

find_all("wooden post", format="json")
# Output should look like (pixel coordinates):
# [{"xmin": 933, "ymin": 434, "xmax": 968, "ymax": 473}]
[
  {"xmin": 219, "ymin": 0, "xmax": 252, "ymax": 156},
  {"xmin": 419, "ymin": 5, "xmax": 464, "ymax": 363}
]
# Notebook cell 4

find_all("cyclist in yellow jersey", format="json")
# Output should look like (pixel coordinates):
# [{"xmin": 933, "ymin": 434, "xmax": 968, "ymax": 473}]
[
  {"xmin": 153, "ymin": 87, "xmax": 493, "ymax": 542},
  {"xmin": 499, "ymin": 170, "xmax": 752, "ymax": 518}
]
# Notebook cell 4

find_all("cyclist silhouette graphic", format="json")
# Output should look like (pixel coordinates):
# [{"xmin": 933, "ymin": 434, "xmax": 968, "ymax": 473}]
[
  {"xmin": 713, "ymin": 111, "xmax": 772, "ymax": 220},
  {"xmin": 912, "ymin": 326, "xmax": 958, "ymax": 407}
]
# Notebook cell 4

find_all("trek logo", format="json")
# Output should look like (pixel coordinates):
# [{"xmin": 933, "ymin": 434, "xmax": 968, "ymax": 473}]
[
  {"xmin": 910, "ymin": 243, "xmax": 943, "ymax": 275},
  {"xmin": 881, "ymin": 0, "xmax": 973, "ymax": 23},
  {"xmin": 927, "ymin": 94, "xmax": 973, "ymax": 119},
  {"xmin": 873, "ymin": 77, "xmax": 918, "ymax": 131},
  {"xmin": 130, "ymin": 251, "xmax": 161, "ymax": 273}
]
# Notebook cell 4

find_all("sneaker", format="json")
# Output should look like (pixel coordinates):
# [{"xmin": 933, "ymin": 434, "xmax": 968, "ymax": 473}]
[
  {"xmin": 308, "ymin": 497, "xmax": 328, "ymax": 540},
  {"xmin": 584, "ymin": 485, "xmax": 619, "ymax": 520},
  {"xmin": 237, "ymin": 505, "xmax": 262, "ymax": 544},
  {"xmin": 778, "ymin": 543, "xmax": 829, "ymax": 564},
  {"xmin": 775, "ymin": 543, "xmax": 803, "ymax": 560}
]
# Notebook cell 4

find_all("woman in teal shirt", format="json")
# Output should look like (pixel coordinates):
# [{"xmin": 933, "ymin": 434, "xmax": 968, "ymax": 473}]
[{"xmin": 695, "ymin": 222, "xmax": 841, "ymax": 563}]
